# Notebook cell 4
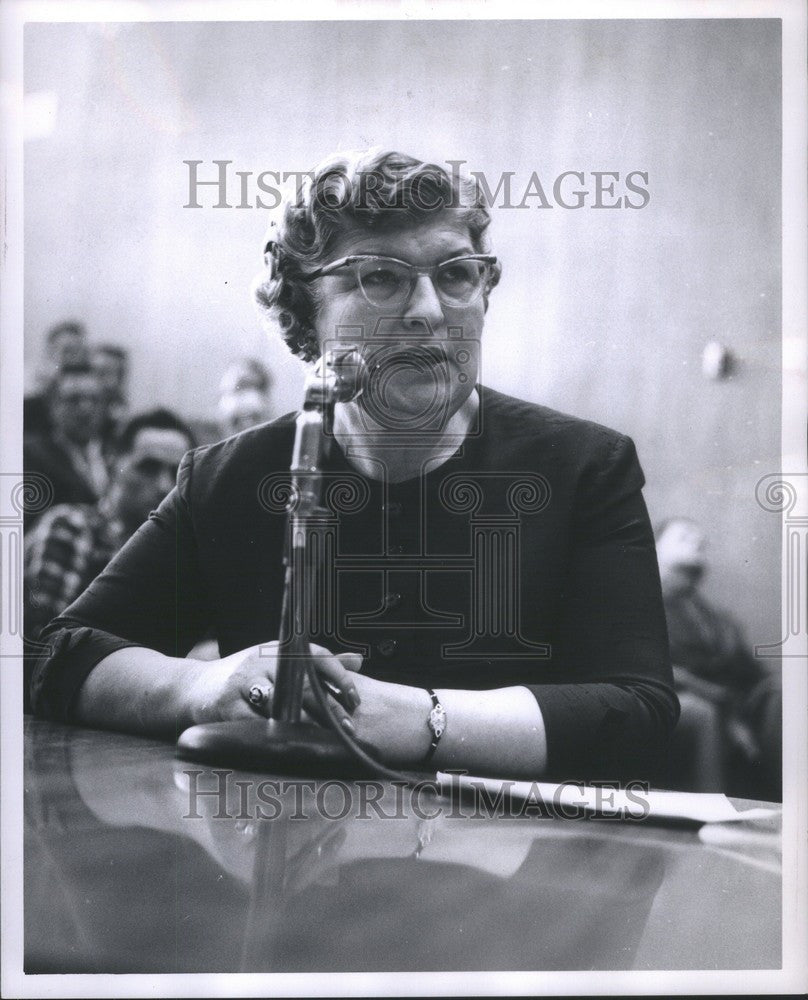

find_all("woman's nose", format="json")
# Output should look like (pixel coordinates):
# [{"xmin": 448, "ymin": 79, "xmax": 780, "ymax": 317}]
[{"xmin": 402, "ymin": 274, "xmax": 445, "ymax": 329}]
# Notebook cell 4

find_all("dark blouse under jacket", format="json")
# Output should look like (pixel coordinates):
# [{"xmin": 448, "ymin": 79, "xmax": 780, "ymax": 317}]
[{"xmin": 30, "ymin": 386, "xmax": 678, "ymax": 782}]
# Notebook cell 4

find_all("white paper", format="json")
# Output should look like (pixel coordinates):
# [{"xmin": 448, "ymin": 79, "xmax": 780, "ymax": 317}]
[{"xmin": 437, "ymin": 772, "xmax": 780, "ymax": 825}]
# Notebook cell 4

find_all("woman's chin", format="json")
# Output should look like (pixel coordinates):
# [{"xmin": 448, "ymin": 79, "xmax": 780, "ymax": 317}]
[{"xmin": 359, "ymin": 373, "xmax": 452, "ymax": 432}]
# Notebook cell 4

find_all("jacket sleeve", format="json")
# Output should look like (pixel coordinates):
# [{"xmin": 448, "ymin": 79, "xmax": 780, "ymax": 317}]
[
  {"xmin": 524, "ymin": 433, "xmax": 679, "ymax": 783},
  {"xmin": 30, "ymin": 450, "xmax": 209, "ymax": 722}
]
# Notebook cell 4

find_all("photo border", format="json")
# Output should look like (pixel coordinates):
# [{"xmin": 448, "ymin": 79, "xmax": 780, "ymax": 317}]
[{"xmin": 2, "ymin": 1, "xmax": 805, "ymax": 996}]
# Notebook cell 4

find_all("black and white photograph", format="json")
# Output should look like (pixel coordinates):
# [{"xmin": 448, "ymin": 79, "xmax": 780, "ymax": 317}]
[{"xmin": 1, "ymin": 1, "xmax": 806, "ymax": 996}]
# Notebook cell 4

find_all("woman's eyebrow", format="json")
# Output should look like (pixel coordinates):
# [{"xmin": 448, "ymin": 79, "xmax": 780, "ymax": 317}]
[{"xmin": 348, "ymin": 247, "xmax": 476, "ymax": 262}]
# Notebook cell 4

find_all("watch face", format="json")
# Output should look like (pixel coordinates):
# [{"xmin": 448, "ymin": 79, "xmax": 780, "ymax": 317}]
[{"xmin": 429, "ymin": 704, "xmax": 446, "ymax": 739}]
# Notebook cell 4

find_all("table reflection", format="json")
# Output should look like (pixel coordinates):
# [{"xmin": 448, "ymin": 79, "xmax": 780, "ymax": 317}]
[{"xmin": 23, "ymin": 720, "xmax": 780, "ymax": 973}]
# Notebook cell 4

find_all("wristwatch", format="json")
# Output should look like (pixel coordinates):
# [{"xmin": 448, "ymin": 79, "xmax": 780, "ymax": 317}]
[{"xmin": 424, "ymin": 689, "xmax": 446, "ymax": 763}]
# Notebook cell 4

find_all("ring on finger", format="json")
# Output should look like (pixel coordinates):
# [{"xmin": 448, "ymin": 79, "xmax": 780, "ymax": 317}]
[{"xmin": 248, "ymin": 682, "xmax": 273, "ymax": 708}]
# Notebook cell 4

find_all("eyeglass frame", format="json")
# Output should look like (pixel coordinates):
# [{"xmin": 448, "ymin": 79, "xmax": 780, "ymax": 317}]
[{"xmin": 302, "ymin": 253, "xmax": 498, "ymax": 307}]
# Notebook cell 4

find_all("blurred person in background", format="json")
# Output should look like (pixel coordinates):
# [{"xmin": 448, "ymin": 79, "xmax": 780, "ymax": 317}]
[
  {"xmin": 23, "ymin": 361, "xmax": 110, "ymax": 529},
  {"xmin": 24, "ymin": 321, "xmax": 89, "ymax": 436},
  {"xmin": 41, "ymin": 320, "xmax": 88, "ymax": 370},
  {"xmin": 219, "ymin": 357, "xmax": 272, "ymax": 396},
  {"xmin": 217, "ymin": 357, "xmax": 273, "ymax": 437},
  {"xmin": 656, "ymin": 517, "xmax": 782, "ymax": 799},
  {"xmin": 24, "ymin": 408, "xmax": 196, "ymax": 644},
  {"xmin": 92, "ymin": 343, "xmax": 131, "ymax": 447}
]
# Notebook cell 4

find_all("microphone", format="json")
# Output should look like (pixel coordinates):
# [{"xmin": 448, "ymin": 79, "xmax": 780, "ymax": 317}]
[
  {"xmin": 305, "ymin": 347, "xmax": 367, "ymax": 408},
  {"xmin": 177, "ymin": 345, "xmax": 372, "ymax": 776}
]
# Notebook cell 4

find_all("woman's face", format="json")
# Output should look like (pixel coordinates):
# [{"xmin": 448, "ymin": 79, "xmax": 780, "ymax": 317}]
[{"xmin": 311, "ymin": 213, "xmax": 486, "ymax": 433}]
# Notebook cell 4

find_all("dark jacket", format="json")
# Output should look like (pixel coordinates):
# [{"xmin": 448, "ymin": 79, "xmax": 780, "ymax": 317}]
[
  {"xmin": 23, "ymin": 430, "xmax": 103, "ymax": 530},
  {"xmin": 30, "ymin": 387, "xmax": 678, "ymax": 781}
]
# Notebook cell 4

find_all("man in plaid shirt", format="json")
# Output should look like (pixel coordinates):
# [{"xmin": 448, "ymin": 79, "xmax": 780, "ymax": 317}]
[{"xmin": 25, "ymin": 409, "xmax": 196, "ymax": 641}]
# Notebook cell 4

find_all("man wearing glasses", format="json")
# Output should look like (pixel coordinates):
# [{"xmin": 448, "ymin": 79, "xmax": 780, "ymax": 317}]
[{"xmin": 31, "ymin": 149, "xmax": 677, "ymax": 785}]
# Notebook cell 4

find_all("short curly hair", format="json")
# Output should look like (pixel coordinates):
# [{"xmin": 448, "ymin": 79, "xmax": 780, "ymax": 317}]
[{"xmin": 253, "ymin": 148, "xmax": 501, "ymax": 361}]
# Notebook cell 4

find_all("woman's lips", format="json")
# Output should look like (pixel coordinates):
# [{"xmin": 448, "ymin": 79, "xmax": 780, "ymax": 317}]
[{"xmin": 364, "ymin": 345, "xmax": 449, "ymax": 372}]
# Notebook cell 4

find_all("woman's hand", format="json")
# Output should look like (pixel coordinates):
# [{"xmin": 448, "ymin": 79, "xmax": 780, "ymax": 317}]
[
  {"xmin": 186, "ymin": 641, "xmax": 363, "ymax": 731},
  {"xmin": 75, "ymin": 644, "xmax": 546, "ymax": 775},
  {"xmin": 337, "ymin": 671, "xmax": 434, "ymax": 765},
  {"xmin": 184, "ymin": 643, "xmax": 434, "ymax": 766}
]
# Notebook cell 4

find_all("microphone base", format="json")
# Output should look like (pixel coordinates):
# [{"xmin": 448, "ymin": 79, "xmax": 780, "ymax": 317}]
[{"xmin": 177, "ymin": 719, "xmax": 374, "ymax": 777}]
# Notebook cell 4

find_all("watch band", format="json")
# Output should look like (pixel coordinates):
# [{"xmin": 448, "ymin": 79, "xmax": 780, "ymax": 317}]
[{"xmin": 424, "ymin": 689, "xmax": 446, "ymax": 763}]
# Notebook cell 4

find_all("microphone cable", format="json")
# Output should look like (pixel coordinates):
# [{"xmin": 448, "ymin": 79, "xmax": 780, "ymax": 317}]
[{"xmin": 304, "ymin": 658, "xmax": 451, "ymax": 793}]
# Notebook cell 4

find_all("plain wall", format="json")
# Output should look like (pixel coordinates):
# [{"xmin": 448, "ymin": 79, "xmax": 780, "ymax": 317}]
[{"xmin": 23, "ymin": 18, "xmax": 781, "ymax": 650}]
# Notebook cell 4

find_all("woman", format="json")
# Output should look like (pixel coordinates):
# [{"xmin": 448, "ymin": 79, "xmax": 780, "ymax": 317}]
[{"xmin": 31, "ymin": 149, "xmax": 677, "ymax": 781}]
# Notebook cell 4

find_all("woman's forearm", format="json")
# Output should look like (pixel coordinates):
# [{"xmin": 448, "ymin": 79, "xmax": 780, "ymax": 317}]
[
  {"xmin": 74, "ymin": 648, "xmax": 548, "ymax": 778},
  {"xmin": 433, "ymin": 685, "xmax": 548, "ymax": 778},
  {"xmin": 74, "ymin": 647, "xmax": 201, "ymax": 737},
  {"xmin": 352, "ymin": 679, "xmax": 548, "ymax": 779}
]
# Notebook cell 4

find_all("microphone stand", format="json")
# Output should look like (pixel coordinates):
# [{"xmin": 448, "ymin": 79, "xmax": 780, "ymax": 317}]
[{"xmin": 177, "ymin": 350, "xmax": 370, "ymax": 775}]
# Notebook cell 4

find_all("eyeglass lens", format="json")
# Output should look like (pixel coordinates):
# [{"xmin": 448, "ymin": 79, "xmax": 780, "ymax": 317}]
[{"xmin": 356, "ymin": 258, "xmax": 488, "ymax": 306}]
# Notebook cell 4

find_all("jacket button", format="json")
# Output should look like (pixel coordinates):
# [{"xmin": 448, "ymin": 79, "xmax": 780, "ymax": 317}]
[{"xmin": 377, "ymin": 639, "xmax": 398, "ymax": 657}]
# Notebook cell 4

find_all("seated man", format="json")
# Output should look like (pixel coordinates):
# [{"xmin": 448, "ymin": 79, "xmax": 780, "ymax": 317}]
[
  {"xmin": 25, "ymin": 408, "xmax": 196, "ymax": 643},
  {"xmin": 23, "ymin": 361, "xmax": 110, "ymax": 529},
  {"xmin": 656, "ymin": 517, "xmax": 782, "ymax": 798},
  {"xmin": 91, "ymin": 343, "xmax": 131, "ymax": 448},
  {"xmin": 217, "ymin": 357, "xmax": 273, "ymax": 437}
]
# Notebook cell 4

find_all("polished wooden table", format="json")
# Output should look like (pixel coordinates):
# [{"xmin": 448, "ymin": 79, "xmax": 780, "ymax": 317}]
[{"xmin": 23, "ymin": 719, "xmax": 781, "ymax": 974}]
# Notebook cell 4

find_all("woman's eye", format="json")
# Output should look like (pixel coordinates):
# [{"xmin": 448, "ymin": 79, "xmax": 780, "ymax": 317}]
[
  {"xmin": 441, "ymin": 266, "xmax": 467, "ymax": 283},
  {"xmin": 364, "ymin": 268, "xmax": 399, "ymax": 288}
]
